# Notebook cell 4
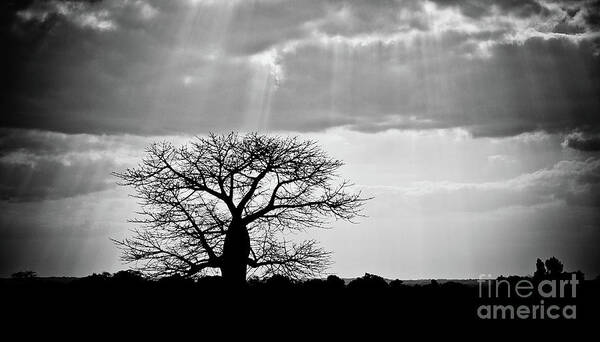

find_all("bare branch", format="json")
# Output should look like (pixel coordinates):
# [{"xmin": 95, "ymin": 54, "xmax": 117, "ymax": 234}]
[{"xmin": 112, "ymin": 133, "xmax": 370, "ymax": 280}]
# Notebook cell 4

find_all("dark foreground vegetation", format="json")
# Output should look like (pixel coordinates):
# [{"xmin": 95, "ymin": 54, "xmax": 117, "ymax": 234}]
[{"xmin": 2, "ymin": 259, "xmax": 599, "ymax": 326}]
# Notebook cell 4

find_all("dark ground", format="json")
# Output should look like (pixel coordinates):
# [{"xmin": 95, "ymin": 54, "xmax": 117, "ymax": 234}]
[{"xmin": 2, "ymin": 271, "xmax": 599, "ymax": 330}]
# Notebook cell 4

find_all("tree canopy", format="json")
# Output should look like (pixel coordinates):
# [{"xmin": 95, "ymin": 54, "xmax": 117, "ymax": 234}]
[{"xmin": 113, "ymin": 132, "xmax": 368, "ymax": 282}]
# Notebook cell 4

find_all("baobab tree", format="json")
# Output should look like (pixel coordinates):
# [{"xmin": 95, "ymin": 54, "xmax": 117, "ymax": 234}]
[{"xmin": 113, "ymin": 133, "xmax": 368, "ymax": 285}]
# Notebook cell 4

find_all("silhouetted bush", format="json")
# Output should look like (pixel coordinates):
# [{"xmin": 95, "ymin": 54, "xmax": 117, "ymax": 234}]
[
  {"xmin": 301, "ymin": 278, "xmax": 327, "ymax": 290},
  {"xmin": 112, "ymin": 270, "xmax": 145, "ymax": 285},
  {"xmin": 262, "ymin": 274, "xmax": 295, "ymax": 290},
  {"xmin": 326, "ymin": 275, "xmax": 345, "ymax": 289},
  {"xmin": 11, "ymin": 271, "xmax": 37, "ymax": 279},
  {"xmin": 156, "ymin": 274, "xmax": 196, "ymax": 289},
  {"xmin": 347, "ymin": 273, "xmax": 389, "ymax": 290},
  {"xmin": 389, "ymin": 279, "xmax": 405, "ymax": 289},
  {"xmin": 73, "ymin": 272, "xmax": 112, "ymax": 287}
]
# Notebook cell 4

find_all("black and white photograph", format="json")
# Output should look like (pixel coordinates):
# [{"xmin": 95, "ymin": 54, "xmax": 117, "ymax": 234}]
[{"xmin": 2, "ymin": 0, "xmax": 600, "ymax": 327}]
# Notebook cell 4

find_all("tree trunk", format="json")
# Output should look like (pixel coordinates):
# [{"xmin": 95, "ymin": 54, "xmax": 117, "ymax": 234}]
[{"xmin": 221, "ymin": 222, "xmax": 250, "ymax": 286}]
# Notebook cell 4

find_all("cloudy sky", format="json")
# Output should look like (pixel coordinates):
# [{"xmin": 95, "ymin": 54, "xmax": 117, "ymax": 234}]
[{"xmin": 2, "ymin": 0, "xmax": 600, "ymax": 279}]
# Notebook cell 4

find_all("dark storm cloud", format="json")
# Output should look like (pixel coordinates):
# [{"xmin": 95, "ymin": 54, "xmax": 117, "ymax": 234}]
[
  {"xmin": 0, "ymin": 128, "xmax": 148, "ymax": 201},
  {"xmin": 463, "ymin": 38, "xmax": 600, "ymax": 137},
  {"xmin": 562, "ymin": 131, "xmax": 600, "ymax": 151},
  {"xmin": 0, "ymin": 127, "xmax": 105, "ymax": 155},
  {"xmin": 430, "ymin": 0, "xmax": 550, "ymax": 19},
  {"xmin": 1, "ymin": 0, "xmax": 599, "ymax": 138},
  {"xmin": 0, "ymin": 154, "xmax": 117, "ymax": 201},
  {"xmin": 270, "ymin": 36, "xmax": 600, "ymax": 137},
  {"xmin": 557, "ymin": 0, "xmax": 600, "ymax": 30}
]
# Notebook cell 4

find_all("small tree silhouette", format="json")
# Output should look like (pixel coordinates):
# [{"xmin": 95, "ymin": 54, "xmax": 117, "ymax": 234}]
[
  {"xmin": 533, "ymin": 258, "xmax": 546, "ymax": 279},
  {"xmin": 347, "ymin": 273, "xmax": 389, "ymax": 289},
  {"xmin": 114, "ymin": 133, "xmax": 369, "ymax": 285},
  {"xmin": 545, "ymin": 257, "xmax": 564, "ymax": 278},
  {"xmin": 11, "ymin": 271, "xmax": 37, "ymax": 279},
  {"xmin": 326, "ymin": 275, "xmax": 346, "ymax": 289}
]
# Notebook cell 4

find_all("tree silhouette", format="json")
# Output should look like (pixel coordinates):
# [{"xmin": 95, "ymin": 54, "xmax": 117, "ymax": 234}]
[
  {"xmin": 113, "ymin": 133, "xmax": 368, "ymax": 285},
  {"xmin": 533, "ymin": 258, "xmax": 546, "ymax": 279},
  {"xmin": 545, "ymin": 256, "xmax": 564, "ymax": 278}
]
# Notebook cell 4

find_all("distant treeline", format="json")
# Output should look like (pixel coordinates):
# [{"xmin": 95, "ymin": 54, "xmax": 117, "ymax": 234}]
[
  {"xmin": 2, "ymin": 258, "xmax": 598, "ymax": 324},
  {"xmin": 3, "ymin": 270, "xmax": 470, "ymax": 292},
  {"xmin": 3, "ymin": 256, "xmax": 595, "ymax": 290}
]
